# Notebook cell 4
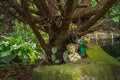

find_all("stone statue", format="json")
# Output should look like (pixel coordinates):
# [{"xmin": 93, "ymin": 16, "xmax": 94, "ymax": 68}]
[{"xmin": 63, "ymin": 43, "xmax": 81, "ymax": 63}]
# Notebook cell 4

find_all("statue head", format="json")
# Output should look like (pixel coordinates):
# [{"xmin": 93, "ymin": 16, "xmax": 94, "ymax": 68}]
[{"xmin": 66, "ymin": 43, "xmax": 76, "ymax": 53}]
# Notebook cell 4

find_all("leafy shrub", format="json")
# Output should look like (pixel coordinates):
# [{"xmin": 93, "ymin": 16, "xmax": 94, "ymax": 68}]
[{"xmin": 0, "ymin": 36, "xmax": 42, "ymax": 64}]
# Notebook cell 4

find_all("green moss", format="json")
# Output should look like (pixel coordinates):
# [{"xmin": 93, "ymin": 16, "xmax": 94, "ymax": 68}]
[
  {"xmin": 33, "ymin": 45, "xmax": 120, "ymax": 80},
  {"xmin": 87, "ymin": 45, "xmax": 120, "ymax": 65},
  {"xmin": 33, "ymin": 63, "xmax": 117, "ymax": 80},
  {"xmin": 80, "ymin": 64, "xmax": 115, "ymax": 80},
  {"xmin": 33, "ymin": 65, "xmax": 74, "ymax": 80}
]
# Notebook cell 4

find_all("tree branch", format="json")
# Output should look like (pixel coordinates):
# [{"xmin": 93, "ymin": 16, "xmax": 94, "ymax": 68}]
[
  {"xmin": 56, "ymin": 0, "xmax": 64, "ymax": 15},
  {"xmin": 78, "ymin": 0, "xmax": 119, "ymax": 32},
  {"xmin": 54, "ymin": 0, "xmax": 78, "ymax": 49},
  {"xmin": 8, "ymin": 0, "xmax": 24, "ymax": 17},
  {"xmin": 21, "ymin": 0, "xmax": 33, "ymax": 22},
  {"xmin": 73, "ymin": 0, "xmax": 92, "ymax": 24}
]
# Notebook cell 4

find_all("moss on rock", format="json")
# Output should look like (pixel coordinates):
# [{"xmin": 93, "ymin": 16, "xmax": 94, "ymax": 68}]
[
  {"xmin": 87, "ymin": 45, "xmax": 120, "ymax": 65},
  {"xmin": 33, "ymin": 64, "xmax": 117, "ymax": 80},
  {"xmin": 33, "ymin": 45, "xmax": 120, "ymax": 80}
]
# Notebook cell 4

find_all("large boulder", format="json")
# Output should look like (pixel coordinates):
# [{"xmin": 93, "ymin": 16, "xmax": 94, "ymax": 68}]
[{"xmin": 33, "ymin": 45, "xmax": 120, "ymax": 80}]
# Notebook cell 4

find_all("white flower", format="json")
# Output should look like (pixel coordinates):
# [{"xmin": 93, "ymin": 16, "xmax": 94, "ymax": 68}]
[
  {"xmin": 11, "ymin": 44, "xmax": 20, "ymax": 50},
  {"xmin": 32, "ymin": 43, "xmax": 36, "ymax": 48},
  {"xmin": 2, "ymin": 41, "xmax": 9, "ymax": 46}
]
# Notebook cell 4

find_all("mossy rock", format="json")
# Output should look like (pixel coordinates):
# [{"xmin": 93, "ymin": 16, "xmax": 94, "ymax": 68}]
[
  {"xmin": 33, "ymin": 45, "xmax": 120, "ymax": 80},
  {"xmin": 86, "ymin": 45, "xmax": 120, "ymax": 65}
]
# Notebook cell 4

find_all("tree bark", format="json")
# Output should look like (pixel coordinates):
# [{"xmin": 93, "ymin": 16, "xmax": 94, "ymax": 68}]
[
  {"xmin": 55, "ymin": 47, "xmax": 66, "ymax": 64},
  {"xmin": 55, "ymin": 35, "xmax": 77, "ymax": 64},
  {"xmin": 1, "ymin": 0, "xmax": 119, "ymax": 65}
]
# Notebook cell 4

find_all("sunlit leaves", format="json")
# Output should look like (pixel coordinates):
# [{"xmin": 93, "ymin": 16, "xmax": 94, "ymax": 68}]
[
  {"xmin": 91, "ymin": 0, "xmax": 97, "ymax": 8},
  {"xmin": 112, "ymin": 16, "xmax": 120, "ymax": 22},
  {"xmin": 0, "ymin": 36, "xmax": 41, "ymax": 64},
  {"xmin": 39, "ymin": 30, "xmax": 49, "ymax": 43},
  {"xmin": 107, "ymin": 2, "xmax": 120, "ymax": 22}
]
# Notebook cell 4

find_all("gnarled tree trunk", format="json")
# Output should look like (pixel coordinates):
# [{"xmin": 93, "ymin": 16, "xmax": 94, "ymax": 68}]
[{"xmin": 0, "ymin": 0, "xmax": 119, "ymax": 64}]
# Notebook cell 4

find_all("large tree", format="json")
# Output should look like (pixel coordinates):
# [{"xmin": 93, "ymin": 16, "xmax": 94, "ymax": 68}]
[{"xmin": 0, "ymin": 0, "xmax": 120, "ymax": 64}]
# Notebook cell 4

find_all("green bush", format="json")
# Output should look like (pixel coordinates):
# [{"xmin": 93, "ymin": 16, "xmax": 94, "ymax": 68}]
[{"xmin": 0, "ymin": 36, "xmax": 42, "ymax": 64}]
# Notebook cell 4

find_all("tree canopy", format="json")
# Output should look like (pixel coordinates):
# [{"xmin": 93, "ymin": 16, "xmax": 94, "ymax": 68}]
[{"xmin": 0, "ymin": 0, "xmax": 120, "ymax": 64}]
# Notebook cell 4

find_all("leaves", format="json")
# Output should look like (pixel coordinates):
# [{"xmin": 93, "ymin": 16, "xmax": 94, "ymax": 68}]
[
  {"xmin": 91, "ymin": 0, "xmax": 97, "ymax": 8},
  {"xmin": 106, "ymin": 2, "xmax": 120, "ymax": 22},
  {"xmin": 0, "ymin": 36, "xmax": 41, "ymax": 64},
  {"xmin": 112, "ymin": 16, "xmax": 120, "ymax": 22}
]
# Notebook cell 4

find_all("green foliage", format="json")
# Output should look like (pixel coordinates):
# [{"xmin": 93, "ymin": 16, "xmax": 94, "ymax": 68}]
[
  {"xmin": 11, "ymin": 19, "xmax": 45, "ymax": 57},
  {"xmin": 0, "ymin": 14, "xmax": 4, "ymax": 20},
  {"xmin": 78, "ymin": 0, "xmax": 81, "ymax": 4},
  {"xmin": 0, "ymin": 18, "xmax": 51, "ymax": 64},
  {"xmin": 0, "ymin": 36, "xmax": 42, "ymax": 64},
  {"xmin": 11, "ymin": 19, "xmax": 33, "ymax": 40},
  {"xmin": 51, "ymin": 47, "xmax": 61, "ymax": 64},
  {"xmin": 91, "ymin": 0, "xmax": 97, "ymax": 8},
  {"xmin": 107, "ymin": 2, "xmax": 120, "ymax": 22},
  {"xmin": 50, "ymin": 47, "xmax": 60, "ymax": 64},
  {"xmin": 78, "ymin": 0, "xmax": 97, "ymax": 8},
  {"xmin": 39, "ymin": 30, "xmax": 49, "ymax": 43}
]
